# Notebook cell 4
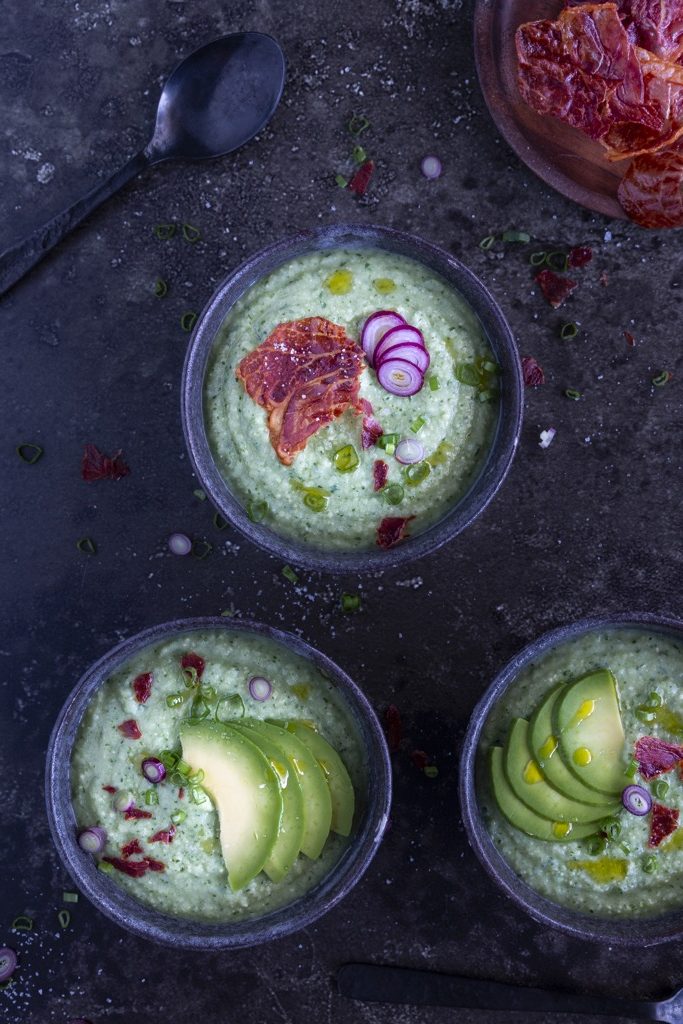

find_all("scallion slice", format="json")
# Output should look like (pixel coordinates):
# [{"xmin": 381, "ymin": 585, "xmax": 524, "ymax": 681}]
[
  {"xmin": 11, "ymin": 917, "xmax": 33, "ymax": 932},
  {"xmin": 153, "ymin": 278, "xmax": 168, "ymax": 298},
  {"xmin": 212, "ymin": 512, "xmax": 228, "ymax": 531},
  {"xmin": 404, "ymin": 461, "xmax": 431, "ymax": 487},
  {"xmin": 76, "ymin": 537, "xmax": 97, "ymax": 555},
  {"xmin": 246, "ymin": 499, "xmax": 268, "ymax": 523},
  {"xmin": 16, "ymin": 442, "xmax": 43, "ymax": 464},
  {"xmin": 182, "ymin": 223, "xmax": 201, "ymax": 243},
  {"xmin": 564, "ymin": 388, "xmax": 581, "ymax": 401},
  {"xmin": 348, "ymin": 113, "xmax": 370, "ymax": 136},
  {"xmin": 652, "ymin": 370, "xmax": 672, "ymax": 387},
  {"xmin": 341, "ymin": 592, "xmax": 361, "ymax": 614},
  {"xmin": 153, "ymin": 223, "xmax": 176, "ymax": 240},
  {"xmin": 180, "ymin": 311, "xmax": 198, "ymax": 332},
  {"xmin": 428, "ymin": 375, "xmax": 440, "ymax": 391},
  {"xmin": 410, "ymin": 416, "xmax": 426, "ymax": 434},
  {"xmin": 282, "ymin": 565, "xmax": 298, "ymax": 584},
  {"xmin": 216, "ymin": 694, "xmax": 245, "ymax": 722},
  {"xmin": 192, "ymin": 539, "xmax": 212, "ymax": 560},
  {"xmin": 333, "ymin": 444, "xmax": 359, "ymax": 473},
  {"xmin": 479, "ymin": 235, "xmax": 495, "ymax": 251},
  {"xmin": 58, "ymin": 910, "xmax": 71, "ymax": 930},
  {"xmin": 171, "ymin": 809, "xmax": 187, "ymax": 825},
  {"xmin": 352, "ymin": 145, "xmax": 367, "ymax": 164},
  {"xmin": 560, "ymin": 322, "xmax": 578, "ymax": 340},
  {"xmin": 166, "ymin": 693, "xmax": 185, "ymax": 709},
  {"xmin": 144, "ymin": 789, "xmax": 159, "ymax": 806},
  {"xmin": 501, "ymin": 230, "xmax": 530, "ymax": 243},
  {"xmin": 529, "ymin": 251, "xmax": 547, "ymax": 266},
  {"xmin": 62, "ymin": 892, "xmax": 79, "ymax": 904},
  {"xmin": 383, "ymin": 483, "xmax": 404, "ymax": 505}
]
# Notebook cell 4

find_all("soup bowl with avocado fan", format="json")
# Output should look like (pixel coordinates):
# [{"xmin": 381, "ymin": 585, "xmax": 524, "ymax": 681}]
[
  {"xmin": 181, "ymin": 223, "xmax": 522, "ymax": 572},
  {"xmin": 460, "ymin": 613, "xmax": 683, "ymax": 946},
  {"xmin": 46, "ymin": 617, "xmax": 391, "ymax": 949}
]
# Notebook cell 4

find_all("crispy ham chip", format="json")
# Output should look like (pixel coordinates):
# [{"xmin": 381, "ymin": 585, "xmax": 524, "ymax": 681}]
[
  {"xmin": 649, "ymin": 801, "xmax": 680, "ymax": 846},
  {"xmin": 236, "ymin": 317, "xmax": 366, "ymax": 466},
  {"xmin": 635, "ymin": 735, "xmax": 683, "ymax": 778}
]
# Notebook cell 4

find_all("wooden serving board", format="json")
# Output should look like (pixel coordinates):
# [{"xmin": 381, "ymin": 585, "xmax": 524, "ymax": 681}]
[{"xmin": 473, "ymin": 0, "xmax": 628, "ymax": 220}]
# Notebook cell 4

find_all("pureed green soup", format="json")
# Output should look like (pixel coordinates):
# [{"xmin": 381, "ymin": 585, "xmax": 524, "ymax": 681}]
[
  {"xmin": 72, "ymin": 629, "xmax": 364, "ymax": 922},
  {"xmin": 204, "ymin": 248, "xmax": 499, "ymax": 552},
  {"xmin": 479, "ymin": 627, "xmax": 683, "ymax": 918}
]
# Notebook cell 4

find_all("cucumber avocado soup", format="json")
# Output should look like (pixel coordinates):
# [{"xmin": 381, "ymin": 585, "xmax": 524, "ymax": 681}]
[
  {"xmin": 479, "ymin": 628, "xmax": 683, "ymax": 918},
  {"xmin": 72, "ymin": 630, "xmax": 363, "ymax": 922},
  {"xmin": 204, "ymin": 248, "xmax": 499, "ymax": 551}
]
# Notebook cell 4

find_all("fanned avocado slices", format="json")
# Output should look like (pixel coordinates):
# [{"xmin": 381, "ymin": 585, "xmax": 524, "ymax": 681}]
[
  {"xmin": 282, "ymin": 720, "xmax": 355, "ymax": 836},
  {"xmin": 555, "ymin": 670, "xmax": 626, "ymax": 796},
  {"xmin": 504, "ymin": 718, "xmax": 616, "ymax": 824},
  {"xmin": 489, "ymin": 747, "xmax": 598, "ymax": 843}
]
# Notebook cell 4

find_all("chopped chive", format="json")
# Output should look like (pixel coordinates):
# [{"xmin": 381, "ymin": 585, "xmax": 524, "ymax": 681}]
[
  {"xmin": 652, "ymin": 370, "xmax": 672, "ymax": 387},
  {"xmin": 404, "ymin": 461, "xmax": 431, "ymax": 486},
  {"xmin": 333, "ymin": 444, "xmax": 359, "ymax": 473},
  {"xmin": 180, "ymin": 311, "xmax": 198, "ymax": 332},
  {"xmin": 97, "ymin": 860, "xmax": 115, "ymax": 875},
  {"xmin": 584, "ymin": 835, "xmax": 607, "ymax": 856},
  {"xmin": 644, "ymin": 690, "xmax": 663, "ymax": 709},
  {"xmin": 546, "ymin": 251, "xmax": 568, "ymax": 272},
  {"xmin": 166, "ymin": 693, "xmax": 185, "ymax": 709},
  {"xmin": 189, "ymin": 768, "xmax": 205, "ymax": 784},
  {"xmin": 153, "ymin": 223, "xmax": 176, "ymax": 240},
  {"xmin": 348, "ymin": 113, "xmax": 370, "ymax": 136},
  {"xmin": 182, "ymin": 223, "xmax": 201, "ymax": 243},
  {"xmin": 340, "ymin": 592, "xmax": 361, "ymax": 614},
  {"xmin": 383, "ymin": 482, "xmax": 404, "ymax": 505},
  {"xmin": 153, "ymin": 278, "xmax": 168, "ymax": 298},
  {"xmin": 62, "ymin": 892, "xmax": 79, "ymax": 904},
  {"xmin": 16, "ymin": 442, "xmax": 43, "ymax": 464},
  {"xmin": 377, "ymin": 433, "xmax": 399, "ymax": 453},
  {"xmin": 190, "ymin": 786, "xmax": 207, "ymax": 804},
  {"xmin": 603, "ymin": 818, "xmax": 621, "ymax": 840},
  {"xmin": 625, "ymin": 758, "xmax": 638, "ymax": 778},
  {"xmin": 192, "ymin": 539, "xmax": 212, "ymax": 560},
  {"xmin": 282, "ymin": 565, "xmax": 298, "ymax": 584},
  {"xmin": 479, "ymin": 234, "xmax": 495, "ymax": 251},
  {"xmin": 212, "ymin": 512, "xmax": 228, "ymax": 531},
  {"xmin": 428, "ymin": 375, "xmax": 440, "ymax": 391},
  {"xmin": 335, "ymin": 173, "xmax": 348, "ymax": 189},
  {"xmin": 653, "ymin": 780, "xmax": 670, "ymax": 799},
  {"xmin": 643, "ymin": 854, "xmax": 657, "ymax": 874},
  {"xmin": 410, "ymin": 415, "xmax": 426, "ymax": 433},
  {"xmin": 560, "ymin": 322, "xmax": 578, "ymax": 340},
  {"xmin": 455, "ymin": 362, "xmax": 481, "ymax": 387},
  {"xmin": 76, "ymin": 537, "xmax": 97, "ymax": 555},
  {"xmin": 303, "ymin": 491, "xmax": 328, "ymax": 512},
  {"xmin": 215, "ymin": 694, "xmax": 245, "ymax": 723},
  {"xmin": 144, "ymin": 788, "xmax": 159, "ymax": 806},
  {"xmin": 160, "ymin": 749, "xmax": 179, "ymax": 769},
  {"xmin": 11, "ymin": 916, "xmax": 33, "ymax": 932},
  {"xmin": 183, "ymin": 666, "xmax": 199, "ymax": 688},
  {"xmin": 190, "ymin": 697, "xmax": 210, "ymax": 721},
  {"xmin": 564, "ymin": 388, "xmax": 581, "ymax": 401},
  {"xmin": 193, "ymin": 488, "xmax": 207, "ymax": 501},
  {"xmin": 529, "ymin": 251, "xmax": 547, "ymax": 266},
  {"xmin": 502, "ymin": 230, "xmax": 530, "ymax": 243},
  {"xmin": 58, "ymin": 909, "xmax": 70, "ymax": 930},
  {"xmin": 424, "ymin": 765, "xmax": 439, "ymax": 778},
  {"xmin": 176, "ymin": 758, "xmax": 192, "ymax": 778},
  {"xmin": 200, "ymin": 684, "xmax": 217, "ymax": 702},
  {"xmin": 246, "ymin": 499, "xmax": 268, "ymax": 523},
  {"xmin": 171, "ymin": 809, "xmax": 187, "ymax": 825},
  {"xmin": 352, "ymin": 145, "xmax": 367, "ymax": 165},
  {"xmin": 635, "ymin": 708, "xmax": 657, "ymax": 723}
]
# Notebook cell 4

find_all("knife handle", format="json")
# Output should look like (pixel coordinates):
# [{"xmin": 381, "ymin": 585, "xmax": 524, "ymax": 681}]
[{"xmin": 337, "ymin": 964, "xmax": 663, "ymax": 1021}]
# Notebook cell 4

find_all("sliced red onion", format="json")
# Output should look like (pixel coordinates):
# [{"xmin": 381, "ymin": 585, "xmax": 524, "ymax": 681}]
[
  {"xmin": 141, "ymin": 757, "xmax": 167, "ymax": 785},
  {"xmin": 421, "ymin": 155, "xmax": 442, "ymax": 180},
  {"xmin": 377, "ymin": 358, "xmax": 424, "ymax": 397},
  {"xmin": 168, "ymin": 532, "xmax": 192, "ymax": 556},
  {"xmin": 360, "ymin": 311, "xmax": 406, "ymax": 367},
  {"xmin": 248, "ymin": 676, "xmax": 273, "ymax": 702},
  {"xmin": 395, "ymin": 439, "xmax": 425, "ymax": 465},
  {"xmin": 0, "ymin": 947, "xmax": 17, "ymax": 984},
  {"xmin": 375, "ymin": 341, "xmax": 430, "ymax": 375},
  {"xmin": 373, "ymin": 324, "xmax": 425, "ymax": 367},
  {"xmin": 622, "ymin": 784, "xmax": 652, "ymax": 816},
  {"xmin": 77, "ymin": 826, "xmax": 107, "ymax": 855},
  {"xmin": 112, "ymin": 790, "xmax": 135, "ymax": 813}
]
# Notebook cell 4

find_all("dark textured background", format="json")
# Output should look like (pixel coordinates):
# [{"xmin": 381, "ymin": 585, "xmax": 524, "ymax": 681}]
[{"xmin": 1, "ymin": 1, "xmax": 681, "ymax": 1022}]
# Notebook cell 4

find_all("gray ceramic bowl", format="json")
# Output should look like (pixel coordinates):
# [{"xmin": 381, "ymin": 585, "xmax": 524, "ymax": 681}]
[
  {"xmin": 181, "ymin": 223, "xmax": 523, "ymax": 573},
  {"xmin": 460, "ymin": 613, "xmax": 683, "ymax": 946},
  {"xmin": 46, "ymin": 617, "xmax": 391, "ymax": 949}
]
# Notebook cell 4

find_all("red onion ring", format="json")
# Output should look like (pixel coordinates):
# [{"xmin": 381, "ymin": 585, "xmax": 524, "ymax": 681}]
[
  {"xmin": 112, "ymin": 790, "xmax": 135, "ymax": 813},
  {"xmin": 377, "ymin": 358, "xmax": 425, "ymax": 397},
  {"xmin": 421, "ymin": 155, "xmax": 443, "ymax": 180},
  {"xmin": 360, "ymin": 311, "xmax": 406, "ymax": 367},
  {"xmin": 395, "ymin": 439, "xmax": 425, "ymax": 465},
  {"xmin": 141, "ymin": 757, "xmax": 167, "ymax": 785},
  {"xmin": 622, "ymin": 785, "xmax": 652, "ymax": 816},
  {"xmin": 248, "ymin": 676, "xmax": 272, "ymax": 701},
  {"xmin": 168, "ymin": 532, "xmax": 192, "ymax": 556},
  {"xmin": 375, "ymin": 341, "xmax": 430, "ymax": 375},
  {"xmin": 77, "ymin": 826, "xmax": 107, "ymax": 855},
  {"xmin": 0, "ymin": 947, "xmax": 17, "ymax": 984},
  {"xmin": 373, "ymin": 324, "xmax": 425, "ymax": 367}
]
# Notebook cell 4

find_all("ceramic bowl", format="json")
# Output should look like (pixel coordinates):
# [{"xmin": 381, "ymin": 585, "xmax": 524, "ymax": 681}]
[
  {"xmin": 460, "ymin": 613, "xmax": 683, "ymax": 946},
  {"xmin": 181, "ymin": 223, "xmax": 523, "ymax": 573},
  {"xmin": 46, "ymin": 617, "xmax": 391, "ymax": 949}
]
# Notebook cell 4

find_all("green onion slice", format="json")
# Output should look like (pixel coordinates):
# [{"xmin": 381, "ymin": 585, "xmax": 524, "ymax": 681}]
[
  {"xmin": 216, "ymin": 694, "xmax": 245, "ymax": 722},
  {"xmin": 282, "ymin": 565, "xmax": 298, "ymax": 584},
  {"xmin": 333, "ymin": 444, "xmax": 359, "ymax": 473},
  {"xmin": 479, "ymin": 235, "xmax": 495, "ymax": 251},
  {"xmin": 352, "ymin": 145, "xmax": 367, "ymax": 164},
  {"xmin": 584, "ymin": 835, "xmax": 607, "ymax": 856},
  {"xmin": 546, "ymin": 251, "xmax": 568, "ymax": 272},
  {"xmin": 16, "ymin": 442, "xmax": 43, "ymax": 464},
  {"xmin": 180, "ymin": 311, "xmax": 198, "ymax": 332},
  {"xmin": 213, "ymin": 512, "xmax": 228, "ymax": 531},
  {"xmin": 171, "ymin": 809, "xmax": 187, "ymax": 825},
  {"xmin": 153, "ymin": 223, "xmax": 176, "ymax": 240},
  {"xmin": 501, "ymin": 230, "xmax": 530, "ymax": 243},
  {"xmin": 625, "ymin": 759, "xmax": 638, "ymax": 779},
  {"xmin": 428, "ymin": 375, "xmax": 440, "ymax": 391},
  {"xmin": 190, "ymin": 697, "xmax": 211, "ymax": 721},
  {"xmin": 529, "ymin": 251, "xmax": 547, "ymax": 266},
  {"xmin": 246, "ymin": 499, "xmax": 268, "ymax": 523},
  {"xmin": 410, "ymin": 415, "xmax": 426, "ymax": 433},
  {"xmin": 76, "ymin": 537, "xmax": 97, "ymax": 555},
  {"xmin": 424, "ymin": 765, "xmax": 439, "ymax": 778},
  {"xmin": 348, "ymin": 114, "xmax": 370, "ymax": 136},
  {"xmin": 654, "ymin": 780, "xmax": 670, "ymax": 799},
  {"xmin": 193, "ymin": 488, "xmax": 207, "ymax": 501},
  {"xmin": 166, "ymin": 693, "xmax": 185, "ymax": 709},
  {"xmin": 340, "ymin": 592, "xmax": 361, "ymax": 614},
  {"xmin": 652, "ymin": 370, "xmax": 672, "ymax": 387},
  {"xmin": 383, "ymin": 483, "xmax": 404, "ymax": 505},
  {"xmin": 564, "ymin": 388, "xmax": 581, "ymax": 401},
  {"xmin": 560, "ymin": 322, "xmax": 578, "ymax": 340},
  {"xmin": 404, "ymin": 461, "xmax": 431, "ymax": 487},
  {"xmin": 11, "ymin": 916, "xmax": 33, "ymax": 931},
  {"xmin": 58, "ymin": 910, "xmax": 71, "ymax": 930},
  {"xmin": 97, "ymin": 860, "xmax": 115, "ymax": 875},
  {"xmin": 182, "ymin": 223, "xmax": 201, "ymax": 243},
  {"xmin": 144, "ymin": 789, "xmax": 159, "ymax": 806},
  {"xmin": 191, "ymin": 786, "xmax": 208, "ymax": 804},
  {"xmin": 160, "ymin": 749, "xmax": 180, "ymax": 769},
  {"xmin": 62, "ymin": 892, "xmax": 79, "ymax": 904},
  {"xmin": 303, "ymin": 491, "xmax": 328, "ymax": 512},
  {"xmin": 455, "ymin": 362, "xmax": 481, "ymax": 387},
  {"xmin": 192, "ymin": 539, "xmax": 212, "ymax": 560},
  {"xmin": 153, "ymin": 278, "xmax": 168, "ymax": 298},
  {"xmin": 643, "ymin": 854, "xmax": 658, "ymax": 874},
  {"xmin": 335, "ymin": 173, "xmax": 348, "ymax": 189}
]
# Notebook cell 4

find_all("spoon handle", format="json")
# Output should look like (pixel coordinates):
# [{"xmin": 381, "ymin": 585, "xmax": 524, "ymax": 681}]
[
  {"xmin": 337, "ymin": 964, "xmax": 666, "ymax": 1021},
  {"xmin": 0, "ymin": 148, "xmax": 150, "ymax": 299}
]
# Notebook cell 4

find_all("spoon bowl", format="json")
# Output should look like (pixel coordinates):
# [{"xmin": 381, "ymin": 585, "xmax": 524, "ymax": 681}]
[{"xmin": 149, "ymin": 33, "xmax": 286, "ymax": 162}]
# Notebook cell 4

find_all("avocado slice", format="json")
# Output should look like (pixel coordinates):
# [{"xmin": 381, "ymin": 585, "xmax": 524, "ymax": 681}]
[
  {"xmin": 489, "ymin": 747, "xmax": 598, "ymax": 843},
  {"xmin": 180, "ymin": 720, "xmax": 282, "ymax": 891},
  {"xmin": 530, "ymin": 685, "xmax": 621, "ymax": 809},
  {"xmin": 283, "ymin": 720, "xmax": 355, "ymax": 836},
  {"xmin": 555, "ymin": 670, "xmax": 626, "ymax": 796},
  {"xmin": 504, "ymin": 719, "xmax": 614, "ymax": 824},
  {"xmin": 228, "ymin": 723, "xmax": 305, "ymax": 883},
  {"xmin": 241, "ymin": 719, "xmax": 332, "ymax": 859}
]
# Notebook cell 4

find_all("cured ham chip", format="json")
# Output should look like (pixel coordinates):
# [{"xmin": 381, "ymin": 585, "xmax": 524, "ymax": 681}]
[
  {"xmin": 618, "ymin": 141, "xmax": 683, "ymax": 223},
  {"xmin": 568, "ymin": 0, "xmax": 683, "ymax": 61},
  {"xmin": 535, "ymin": 268, "xmax": 578, "ymax": 307},
  {"xmin": 236, "ymin": 317, "xmax": 365, "ymax": 466},
  {"xmin": 649, "ymin": 801, "xmax": 680, "ymax": 846},
  {"xmin": 373, "ymin": 460, "xmax": 388, "ymax": 491},
  {"xmin": 376, "ymin": 515, "xmax": 415, "ymax": 549},
  {"xmin": 634, "ymin": 735, "xmax": 683, "ymax": 778}
]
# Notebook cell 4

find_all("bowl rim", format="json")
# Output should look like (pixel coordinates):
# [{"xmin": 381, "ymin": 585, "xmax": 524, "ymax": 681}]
[
  {"xmin": 45, "ymin": 616, "xmax": 392, "ymax": 949},
  {"xmin": 181, "ymin": 222, "xmax": 523, "ymax": 573},
  {"xmin": 459, "ymin": 611, "xmax": 683, "ymax": 946}
]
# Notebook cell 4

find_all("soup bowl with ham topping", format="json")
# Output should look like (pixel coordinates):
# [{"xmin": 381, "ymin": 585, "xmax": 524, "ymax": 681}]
[
  {"xmin": 181, "ymin": 224, "xmax": 522, "ymax": 571},
  {"xmin": 46, "ymin": 617, "xmax": 391, "ymax": 948}
]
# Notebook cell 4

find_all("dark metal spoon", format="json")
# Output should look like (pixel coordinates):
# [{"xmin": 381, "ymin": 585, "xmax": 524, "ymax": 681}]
[
  {"xmin": 0, "ymin": 31, "xmax": 285, "ymax": 298},
  {"xmin": 337, "ymin": 964, "xmax": 681, "ymax": 1022}
]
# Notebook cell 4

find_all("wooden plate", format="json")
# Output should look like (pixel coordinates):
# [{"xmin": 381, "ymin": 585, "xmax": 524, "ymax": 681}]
[{"xmin": 474, "ymin": 0, "xmax": 628, "ymax": 220}]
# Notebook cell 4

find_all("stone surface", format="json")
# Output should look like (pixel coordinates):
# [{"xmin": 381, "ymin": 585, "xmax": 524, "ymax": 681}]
[{"xmin": 0, "ymin": 0, "xmax": 681, "ymax": 1022}]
